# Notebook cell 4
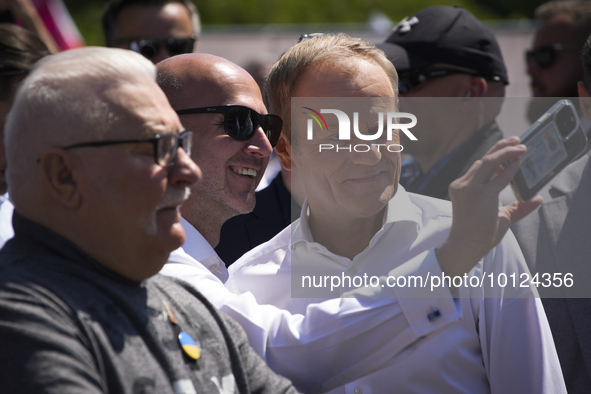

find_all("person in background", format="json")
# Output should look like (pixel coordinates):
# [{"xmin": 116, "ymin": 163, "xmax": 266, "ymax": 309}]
[
  {"xmin": 528, "ymin": 0, "xmax": 591, "ymax": 98},
  {"xmin": 102, "ymin": 0, "xmax": 200, "ymax": 64},
  {"xmin": 377, "ymin": 5, "xmax": 509, "ymax": 200},
  {"xmin": 0, "ymin": 23, "xmax": 50, "ymax": 248},
  {"xmin": 526, "ymin": 0, "xmax": 591, "ymax": 123},
  {"xmin": 501, "ymin": 31, "xmax": 591, "ymax": 394},
  {"xmin": 0, "ymin": 0, "xmax": 58, "ymax": 52}
]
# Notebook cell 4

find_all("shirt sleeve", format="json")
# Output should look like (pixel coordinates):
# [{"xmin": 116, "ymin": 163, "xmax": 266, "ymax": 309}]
[{"xmin": 162, "ymin": 249, "xmax": 460, "ymax": 393}]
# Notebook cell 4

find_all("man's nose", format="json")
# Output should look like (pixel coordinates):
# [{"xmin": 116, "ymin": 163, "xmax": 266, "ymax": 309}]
[
  {"xmin": 242, "ymin": 126, "xmax": 273, "ymax": 158},
  {"xmin": 169, "ymin": 147, "xmax": 202, "ymax": 187}
]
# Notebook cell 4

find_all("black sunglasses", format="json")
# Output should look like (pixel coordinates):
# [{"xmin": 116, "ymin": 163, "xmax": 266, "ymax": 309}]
[
  {"xmin": 526, "ymin": 44, "xmax": 583, "ymax": 69},
  {"xmin": 175, "ymin": 105, "xmax": 282, "ymax": 147},
  {"xmin": 116, "ymin": 35, "xmax": 197, "ymax": 61},
  {"xmin": 62, "ymin": 132, "xmax": 192, "ymax": 167},
  {"xmin": 298, "ymin": 33, "xmax": 326, "ymax": 42},
  {"xmin": 398, "ymin": 68, "xmax": 480, "ymax": 94}
]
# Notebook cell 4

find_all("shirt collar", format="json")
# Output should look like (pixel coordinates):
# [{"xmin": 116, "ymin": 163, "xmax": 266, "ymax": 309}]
[
  {"xmin": 292, "ymin": 186, "xmax": 423, "ymax": 245},
  {"xmin": 180, "ymin": 217, "xmax": 217, "ymax": 262}
]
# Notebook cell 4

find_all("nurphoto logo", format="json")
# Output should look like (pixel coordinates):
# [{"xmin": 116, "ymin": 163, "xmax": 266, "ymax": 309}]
[{"xmin": 302, "ymin": 107, "xmax": 418, "ymax": 153}]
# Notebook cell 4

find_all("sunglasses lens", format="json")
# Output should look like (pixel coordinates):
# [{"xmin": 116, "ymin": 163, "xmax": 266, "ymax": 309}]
[
  {"xmin": 527, "ymin": 47, "xmax": 555, "ymax": 68},
  {"xmin": 226, "ymin": 107, "xmax": 255, "ymax": 140},
  {"xmin": 166, "ymin": 38, "xmax": 195, "ymax": 56},
  {"xmin": 261, "ymin": 116, "xmax": 282, "ymax": 147},
  {"xmin": 136, "ymin": 40, "xmax": 158, "ymax": 60}
]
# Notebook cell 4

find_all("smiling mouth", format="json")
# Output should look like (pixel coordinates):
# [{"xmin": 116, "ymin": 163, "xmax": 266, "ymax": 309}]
[{"xmin": 232, "ymin": 167, "xmax": 258, "ymax": 178}]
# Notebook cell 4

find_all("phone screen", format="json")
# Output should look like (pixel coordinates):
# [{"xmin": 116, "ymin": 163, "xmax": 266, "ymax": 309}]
[{"xmin": 521, "ymin": 122, "xmax": 568, "ymax": 188}]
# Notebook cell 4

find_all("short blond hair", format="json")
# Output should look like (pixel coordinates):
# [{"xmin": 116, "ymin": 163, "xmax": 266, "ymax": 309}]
[{"xmin": 265, "ymin": 33, "xmax": 398, "ymax": 139}]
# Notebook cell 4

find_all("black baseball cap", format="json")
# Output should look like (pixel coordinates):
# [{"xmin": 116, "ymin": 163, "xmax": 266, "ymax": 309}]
[{"xmin": 377, "ymin": 6, "xmax": 509, "ymax": 84}]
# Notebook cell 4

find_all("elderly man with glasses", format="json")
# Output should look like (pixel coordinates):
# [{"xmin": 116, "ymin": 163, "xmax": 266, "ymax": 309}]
[
  {"xmin": 102, "ymin": 0, "xmax": 200, "ymax": 64},
  {"xmin": 0, "ymin": 46, "xmax": 300, "ymax": 394}
]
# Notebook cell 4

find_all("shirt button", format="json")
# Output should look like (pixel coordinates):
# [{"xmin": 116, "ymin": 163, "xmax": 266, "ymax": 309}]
[
  {"xmin": 208, "ymin": 264, "xmax": 218, "ymax": 270},
  {"xmin": 349, "ymin": 267, "xmax": 358, "ymax": 275},
  {"xmin": 311, "ymin": 246, "xmax": 320, "ymax": 252},
  {"xmin": 354, "ymin": 387, "xmax": 363, "ymax": 394}
]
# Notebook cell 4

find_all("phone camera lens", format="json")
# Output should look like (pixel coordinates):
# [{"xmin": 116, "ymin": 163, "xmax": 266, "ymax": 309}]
[{"xmin": 555, "ymin": 106, "xmax": 577, "ymax": 138}]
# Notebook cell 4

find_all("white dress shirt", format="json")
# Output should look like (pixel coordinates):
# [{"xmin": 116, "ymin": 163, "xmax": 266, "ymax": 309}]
[
  {"xmin": 161, "ymin": 216, "xmax": 463, "ymax": 393},
  {"xmin": 227, "ymin": 189, "xmax": 566, "ymax": 394}
]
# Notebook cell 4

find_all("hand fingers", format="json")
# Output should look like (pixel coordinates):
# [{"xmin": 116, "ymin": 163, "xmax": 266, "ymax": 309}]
[
  {"xmin": 484, "ymin": 136, "xmax": 521, "ymax": 156},
  {"xmin": 488, "ymin": 157, "xmax": 521, "ymax": 192},
  {"xmin": 500, "ymin": 195, "xmax": 544, "ymax": 226},
  {"xmin": 466, "ymin": 143, "xmax": 527, "ymax": 184}
]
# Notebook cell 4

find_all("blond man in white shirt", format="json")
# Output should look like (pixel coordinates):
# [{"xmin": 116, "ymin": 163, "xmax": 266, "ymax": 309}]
[{"xmin": 227, "ymin": 33, "xmax": 566, "ymax": 393}]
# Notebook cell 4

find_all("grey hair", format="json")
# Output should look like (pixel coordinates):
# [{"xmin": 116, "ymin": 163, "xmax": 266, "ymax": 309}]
[{"xmin": 5, "ymin": 47, "xmax": 156, "ymax": 196}]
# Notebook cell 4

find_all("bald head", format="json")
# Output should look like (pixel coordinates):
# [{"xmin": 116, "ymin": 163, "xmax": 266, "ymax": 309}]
[
  {"xmin": 154, "ymin": 53, "xmax": 274, "ymax": 247},
  {"xmin": 157, "ymin": 53, "xmax": 263, "ymax": 110}
]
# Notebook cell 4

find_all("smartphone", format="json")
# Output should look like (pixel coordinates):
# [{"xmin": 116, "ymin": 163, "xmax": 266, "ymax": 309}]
[{"xmin": 511, "ymin": 99, "xmax": 588, "ymax": 202}]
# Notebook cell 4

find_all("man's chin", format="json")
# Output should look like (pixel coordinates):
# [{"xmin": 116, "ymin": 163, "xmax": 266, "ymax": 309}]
[{"xmin": 154, "ymin": 216, "xmax": 186, "ymax": 251}]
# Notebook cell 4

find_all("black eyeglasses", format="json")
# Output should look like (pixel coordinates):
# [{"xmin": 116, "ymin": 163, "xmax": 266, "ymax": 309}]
[
  {"xmin": 526, "ymin": 44, "xmax": 583, "ymax": 69},
  {"xmin": 175, "ymin": 105, "xmax": 282, "ymax": 147},
  {"xmin": 62, "ymin": 131, "xmax": 192, "ymax": 167},
  {"xmin": 398, "ymin": 68, "xmax": 480, "ymax": 94},
  {"xmin": 115, "ymin": 35, "xmax": 197, "ymax": 61}
]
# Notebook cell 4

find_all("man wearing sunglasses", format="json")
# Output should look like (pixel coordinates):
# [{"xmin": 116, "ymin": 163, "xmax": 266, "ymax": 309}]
[
  {"xmin": 527, "ymin": 1, "xmax": 591, "ymax": 99},
  {"xmin": 102, "ymin": 0, "xmax": 200, "ymax": 64},
  {"xmin": 377, "ymin": 5, "xmax": 509, "ymax": 200},
  {"xmin": 526, "ymin": 1, "xmax": 591, "ymax": 124},
  {"xmin": 0, "ymin": 47, "xmax": 299, "ymax": 393}
]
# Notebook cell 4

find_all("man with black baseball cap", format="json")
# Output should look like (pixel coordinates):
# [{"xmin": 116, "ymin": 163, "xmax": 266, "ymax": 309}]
[{"xmin": 377, "ymin": 5, "xmax": 509, "ymax": 200}]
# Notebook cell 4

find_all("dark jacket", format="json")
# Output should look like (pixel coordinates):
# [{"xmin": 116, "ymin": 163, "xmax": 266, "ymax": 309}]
[
  {"xmin": 216, "ymin": 172, "xmax": 300, "ymax": 266},
  {"xmin": 0, "ymin": 213, "xmax": 298, "ymax": 394}
]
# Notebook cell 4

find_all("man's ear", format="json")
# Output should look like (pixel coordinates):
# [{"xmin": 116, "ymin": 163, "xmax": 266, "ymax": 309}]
[
  {"xmin": 468, "ymin": 77, "xmax": 487, "ymax": 98},
  {"xmin": 275, "ymin": 134, "xmax": 293, "ymax": 171},
  {"xmin": 39, "ymin": 150, "xmax": 81, "ymax": 209},
  {"xmin": 460, "ymin": 77, "xmax": 487, "ymax": 112},
  {"xmin": 578, "ymin": 81, "xmax": 591, "ymax": 122}
]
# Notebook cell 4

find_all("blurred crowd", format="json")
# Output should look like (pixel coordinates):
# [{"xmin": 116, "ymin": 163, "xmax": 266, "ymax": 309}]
[{"xmin": 1, "ymin": 1, "xmax": 591, "ymax": 393}]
